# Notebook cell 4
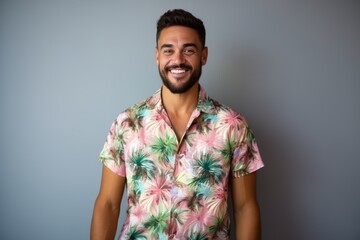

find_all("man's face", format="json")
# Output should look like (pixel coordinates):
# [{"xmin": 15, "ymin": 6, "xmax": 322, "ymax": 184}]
[{"xmin": 156, "ymin": 26, "xmax": 208, "ymax": 94}]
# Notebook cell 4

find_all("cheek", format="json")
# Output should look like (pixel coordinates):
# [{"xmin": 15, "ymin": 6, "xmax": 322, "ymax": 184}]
[
  {"xmin": 188, "ymin": 56, "xmax": 202, "ymax": 65},
  {"xmin": 158, "ymin": 58, "xmax": 171, "ymax": 68},
  {"xmin": 158, "ymin": 62, "xmax": 167, "ymax": 72}
]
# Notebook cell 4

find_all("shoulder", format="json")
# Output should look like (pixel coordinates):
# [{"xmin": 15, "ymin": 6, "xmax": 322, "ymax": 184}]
[
  {"xmin": 209, "ymin": 96, "xmax": 248, "ymax": 125},
  {"xmin": 113, "ymin": 100, "xmax": 143, "ymax": 121},
  {"xmin": 113, "ymin": 92, "xmax": 159, "ymax": 125}
]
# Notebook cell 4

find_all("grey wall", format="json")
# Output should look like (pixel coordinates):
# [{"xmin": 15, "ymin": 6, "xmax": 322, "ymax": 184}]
[{"xmin": 1, "ymin": 1, "xmax": 359, "ymax": 239}]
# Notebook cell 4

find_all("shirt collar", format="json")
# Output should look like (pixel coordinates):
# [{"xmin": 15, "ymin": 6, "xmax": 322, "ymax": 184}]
[{"xmin": 146, "ymin": 85, "xmax": 218, "ymax": 115}]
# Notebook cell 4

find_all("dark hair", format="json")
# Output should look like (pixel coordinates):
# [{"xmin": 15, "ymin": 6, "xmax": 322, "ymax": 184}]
[{"xmin": 156, "ymin": 9, "xmax": 206, "ymax": 47}]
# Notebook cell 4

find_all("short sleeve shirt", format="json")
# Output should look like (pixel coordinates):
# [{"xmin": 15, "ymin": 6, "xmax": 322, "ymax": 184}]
[{"xmin": 99, "ymin": 86, "xmax": 264, "ymax": 240}]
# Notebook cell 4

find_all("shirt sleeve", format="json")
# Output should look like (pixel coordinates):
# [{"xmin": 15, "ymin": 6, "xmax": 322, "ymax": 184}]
[
  {"xmin": 231, "ymin": 121, "xmax": 264, "ymax": 177},
  {"xmin": 98, "ymin": 118, "xmax": 126, "ymax": 177}
]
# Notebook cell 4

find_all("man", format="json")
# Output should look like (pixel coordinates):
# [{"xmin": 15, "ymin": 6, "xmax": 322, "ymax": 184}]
[{"xmin": 91, "ymin": 9, "xmax": 264, "ymax": 240}]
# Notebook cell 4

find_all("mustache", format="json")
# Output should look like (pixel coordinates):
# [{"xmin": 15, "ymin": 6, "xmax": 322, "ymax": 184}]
[{"xmin": 165, "ymin": 64, "xmax": 192, "ymax": 71}]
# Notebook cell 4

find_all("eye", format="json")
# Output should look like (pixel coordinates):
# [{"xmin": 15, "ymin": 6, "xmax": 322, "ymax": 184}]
[
  {"xmin": 183, "ymin": 47, "xmax": 196, "ymax": 55},
  {"xmin": 162, "ymin": 49, "xmax": 174, "ymax": 55}
]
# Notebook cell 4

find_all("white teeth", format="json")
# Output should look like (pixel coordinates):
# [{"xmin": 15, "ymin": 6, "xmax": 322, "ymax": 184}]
[{"xmin": 170, "ymin": 69, "xmax": 186, "ymax": 74}]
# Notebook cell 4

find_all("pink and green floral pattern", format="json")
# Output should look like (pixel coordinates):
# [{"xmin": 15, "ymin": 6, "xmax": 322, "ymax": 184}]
[{"xmin": 99, "ymin": 86, "xmax": 264, "ymax": 239}]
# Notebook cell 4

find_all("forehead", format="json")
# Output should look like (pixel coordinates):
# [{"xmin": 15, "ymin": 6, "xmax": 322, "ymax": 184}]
[{"xmin": 157, "ymin": 26, "xmax": 201, "ymax": 46}]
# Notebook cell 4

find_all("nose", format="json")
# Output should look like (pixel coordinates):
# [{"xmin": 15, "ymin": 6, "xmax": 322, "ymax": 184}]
[{"xmin": 172, "ymin": 50, "xmax": 185, "ymax": 65}]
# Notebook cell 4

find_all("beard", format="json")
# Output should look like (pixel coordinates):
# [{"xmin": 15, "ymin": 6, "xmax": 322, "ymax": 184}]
[{"xmin": 158, "ymin": 63, "xmax": 202, "ymax": 94}]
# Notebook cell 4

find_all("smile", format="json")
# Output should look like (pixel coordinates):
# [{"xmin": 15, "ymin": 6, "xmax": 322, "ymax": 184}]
[
  {"xmin": 170, "ymin": 69, "xmax": 187, "ymax": 74},
  {"xmin": 165, "ymin": 64, "xmax": 192, "ymax": 75}
]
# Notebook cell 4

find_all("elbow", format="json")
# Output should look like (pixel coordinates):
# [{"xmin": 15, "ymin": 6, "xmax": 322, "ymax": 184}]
[
  {"xmin": 94, "ymin": 195, "xmax": 120, "ymax": 214},
  {"xmin": 233, "ymin": 200, "xmax": 260, "ymax": 218}
]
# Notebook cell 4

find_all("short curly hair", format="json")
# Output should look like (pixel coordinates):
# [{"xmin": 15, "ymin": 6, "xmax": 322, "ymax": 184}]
[{"xmin": 156, "ymin": 9, "xmax": 206, "ymax": 47}]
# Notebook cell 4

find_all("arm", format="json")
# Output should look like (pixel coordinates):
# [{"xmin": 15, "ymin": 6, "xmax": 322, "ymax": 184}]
[
  {"xmin": 91, "ymin": 166, "xmax": 126, "ymax": 240},
  {"xmin": 231, "ymin": 172, "xmax": 261, "ymax": 240}
]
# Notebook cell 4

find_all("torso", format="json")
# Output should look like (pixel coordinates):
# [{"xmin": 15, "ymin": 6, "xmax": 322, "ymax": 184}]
[{"xmin": 99, "ymin": 87, "xmax": 264, "ymax": 239}]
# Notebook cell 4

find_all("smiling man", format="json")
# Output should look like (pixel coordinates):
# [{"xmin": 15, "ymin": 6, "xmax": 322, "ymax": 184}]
[{"xmin": 91, "ymin": 9, "xmax": 264, "ymax": 240}]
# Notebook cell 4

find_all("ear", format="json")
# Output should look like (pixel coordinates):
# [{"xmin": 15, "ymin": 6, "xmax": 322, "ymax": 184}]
[
  {"xmin": 155, "ymin": 47, "xmax": 160, "ymax": 65},
  {"xmin": 201, "ymin": 47, "xmax": 208, "ymax": 65}
]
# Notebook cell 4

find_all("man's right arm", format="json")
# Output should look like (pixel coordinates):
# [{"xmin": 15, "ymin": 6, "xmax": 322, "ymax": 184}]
[{"xmin": 91, "ymin": 166, "xmax": 126, "ymax": 240}]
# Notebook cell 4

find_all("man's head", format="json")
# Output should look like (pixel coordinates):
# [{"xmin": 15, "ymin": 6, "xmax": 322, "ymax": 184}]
[
  {"xmin": 156, "ymin": 9, "xmax": 208, "ymax": 94},
  {"xmin": 156, "ymin": 9, "xmax": 206, "ymax": 48}
]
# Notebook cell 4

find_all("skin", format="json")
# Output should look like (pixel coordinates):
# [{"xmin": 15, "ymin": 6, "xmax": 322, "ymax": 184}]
[
  {"xmin": 90, "ymin": 167, "xmax": 126, "ymax": 240},
  {"xmin": 232, "ymin": 172, "xmax": 261, "ymax": 240},
  {"xmin": 90, "ymin": 25, "xmax": 261, "ymax": 240}
]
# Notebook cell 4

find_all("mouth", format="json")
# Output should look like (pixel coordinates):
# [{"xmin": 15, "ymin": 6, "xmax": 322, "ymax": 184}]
[
  {"xmin": 165, "ymin": 64, "xmax": 192, "ymax": 76},
  {"xmin": 169, "ymin": 69, "xmax": 187, "ymax": 74}
]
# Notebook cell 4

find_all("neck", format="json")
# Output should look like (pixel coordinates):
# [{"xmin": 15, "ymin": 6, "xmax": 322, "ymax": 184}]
[{"xmin": 161, "ymin": 83, "xmax": 199, "ymax": 116}]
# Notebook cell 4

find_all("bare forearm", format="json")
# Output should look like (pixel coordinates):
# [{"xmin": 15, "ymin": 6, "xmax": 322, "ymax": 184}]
[
  {"xmin": 233, "ymin": 202, "xmax": 261, "ymax": 240},
  {"xmin": 90, "ymin": 197, "xmax": 120, "ymax": 240}
]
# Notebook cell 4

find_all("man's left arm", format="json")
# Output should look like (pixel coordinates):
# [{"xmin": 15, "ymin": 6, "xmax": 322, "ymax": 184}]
[{"xmin": 231, "ymin": 172, "xmax": 261, "ymax": 240}]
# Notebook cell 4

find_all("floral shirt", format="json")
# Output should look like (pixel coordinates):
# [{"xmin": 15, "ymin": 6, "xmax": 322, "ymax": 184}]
[{"xmin": 99, "ymin": 86, "xmax": 264, "ymax": 240}]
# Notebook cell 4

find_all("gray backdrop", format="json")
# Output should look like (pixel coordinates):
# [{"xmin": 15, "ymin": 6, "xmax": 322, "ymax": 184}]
[{"xmin": 1, "ymin": 1, "xmax": 359, "ymax": 239}]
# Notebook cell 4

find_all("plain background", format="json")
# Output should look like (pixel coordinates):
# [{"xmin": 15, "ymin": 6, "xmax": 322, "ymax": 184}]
[{"xmin": 1, "ymin": 1, "xmax": 359, "ymax": 239}]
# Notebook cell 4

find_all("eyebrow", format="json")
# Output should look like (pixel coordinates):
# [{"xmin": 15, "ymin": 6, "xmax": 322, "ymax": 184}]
[
  {"xmin": 159, "ymin": 43, "xmax": 199, "ymax": 50},
  {"xmin": 160, "ymin": 44, "xmax": 173, "ymax": 50},
  {"xmin": 183, "ymin": 43, "xmax": 198, "ymax": 49}
]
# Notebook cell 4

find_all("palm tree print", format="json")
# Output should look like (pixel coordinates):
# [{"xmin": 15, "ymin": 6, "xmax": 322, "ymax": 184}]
[
  {"xmin": 188, "ymin": 232, "xmax": 209, "ymax": 240},
  {"xmin": 208, "ymin": 217, "xmax": 224, "ymax": 234},
  {"xmin": 122, "ymin": 104, "xmax": 147, "ymax": 131},
  {"xmin": 99, "ymin": 123, "xmax": 128, "ymax": 166},
  {"xmin": 150, "ymin": 132, "xmax": 177, "ymax": 163},
  {"xmin": 166, "ymin": 206, "xmax": 186, "ymax": 236},
  {"xmin": 141, "ymin": 173, "xmax": 172, "ymax": 211},
  {"xmin": 179, "ymin": 192, "xmax": 203, "ymax": 211},
  {"xmin": 200, "ymin": 95, "xmax": 221, "ymax": 113},
  {"xmin": 232, "ymin": 126, "xmax": 259, "ymax": 176},
  {"xmin": 245, "ymin": 125, "xmax": 258, "ymax": 160},
  {"xmin": 126, "ymin": 226, "xmax": 146, "ymax": 240},
  {"xmin": 128, "ymin": 191, "xmax": 140, "ymax": 205},
  {"xmin": 191, "ymin": 153, "xmax": 224, "ymax": 186},
  {"xmin": 170, "ymin": 206, "xmax": 186, "ymax": 226},
  {"xmin": 183, "ymin": 206, "xmax": 214, "ymax": 235},
  {"xmin": 195, "ymin": 114, "xmax": 212, "ymax": 134},
  {"xmin": 219, "ymin": 134, "xmax": 237, "ymax": 164},
  {"xmin": 113, "ymin": 128, "xmax": 127, "ymax": 164},
  {"xmin": 129, "ymin": 150, "xmax": 155, "ymax": 180},
  {"xmin": 143, "ymin": 210, "xmax": 170, "ymax": 237},
  {"xmin": 132, "ymin": 179, "xmax": 144, "ymax": 195},
  {"xmin": 195, "ymin": 183, "xmax": 212, "ymax": 199},
  {"xmin": 206, "ymin": 185, "xmax": 227, "ymax": 216}
]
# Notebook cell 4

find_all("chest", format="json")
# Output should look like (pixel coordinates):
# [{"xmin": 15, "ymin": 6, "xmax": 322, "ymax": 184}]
[
  {"xmin": 167, "ymin": 112, "xmax": 192, "ymax": 142},
  {"xmin": 122, "ymin": 112, "xmax": 232, "ymax": 179}
]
